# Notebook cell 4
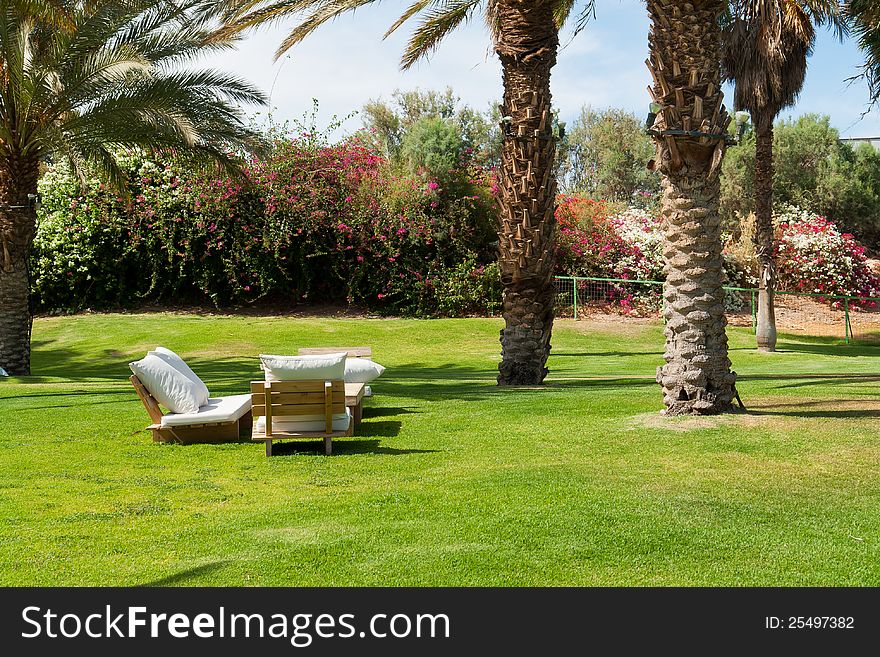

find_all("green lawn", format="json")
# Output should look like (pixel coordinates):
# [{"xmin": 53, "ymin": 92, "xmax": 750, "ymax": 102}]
[{"xmin": 1, "ymin": 313, "xmax": 879, "ymax": 586}]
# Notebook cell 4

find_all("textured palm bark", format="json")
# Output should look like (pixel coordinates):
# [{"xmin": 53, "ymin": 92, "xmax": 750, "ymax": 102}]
[
  {"xmin": 646, "ymin": 0, "xmax": 737, "ymax": 415},
  {"xmin": 494, "ymin": 0, "xmax": 558, "ymax": 386},
  {"xmin": 753, "ymin": 119, "xmax": 777, "ymax": 352},
  {"xmin": 0, "ymin": 157, "xmax": 40, "ymax": 376}
]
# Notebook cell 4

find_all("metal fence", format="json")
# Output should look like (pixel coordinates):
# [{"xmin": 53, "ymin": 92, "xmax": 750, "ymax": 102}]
[{"xmin": 554, "ymin": 276, "xmax": 880, "ymax": 344}]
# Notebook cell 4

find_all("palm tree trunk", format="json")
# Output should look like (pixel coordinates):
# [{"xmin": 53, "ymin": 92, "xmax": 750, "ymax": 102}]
[
  {"xmin": 753, "ymin": 118, "xmax": 777, "ymax": 352},
  {"xmin": 0, "ymin": 157, "xmax": 40, "ymax": 376},
  {"xmin": 494, "ymin": 0, "xmax": 558, "ymax": 386},
  {"xmin": 646, "ymin": 0, "xmax": 737, "ymax": 415}
]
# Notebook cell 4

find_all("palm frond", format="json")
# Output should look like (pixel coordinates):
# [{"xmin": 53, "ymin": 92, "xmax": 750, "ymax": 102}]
[
  {"xmin": 0, "ymin": 0, "xmax": 268, "ymax": 193},
  {"xmin": 400, "ymin": 0, "xmax": 481, "ymax": 69},
  {"xmin": 274, "ymin": 0, "xmax": 381, "ymax": 60},
  {"xmin": 722, "ymin": 0, "xmax": 840, "ymax": 122},
  {"xmin": 207, "ymin": 0, "xmax": 332, "ymax": 43},
  {"xmin": 384, "ymin": 0, "xmax": 432, "ymax": 39},
  {"xmin": 848, "ymin": 0, "xmax": 880, "ymax": 101},
  {"xmin": 564, "ymin": 0, "xmax": 595, "ymax": 36}
]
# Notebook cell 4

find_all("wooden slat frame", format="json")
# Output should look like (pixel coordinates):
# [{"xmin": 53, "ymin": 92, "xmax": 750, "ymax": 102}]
[
  {"xmin": 251, "ymin": 391, "xmax": 336, "ymax": 405},
  {"xmin": 250, "ymin": 379, "xmax": 352, "ymax": 456},
  {"xmin": 130, "ymin": 375, "xmax": 164, "ymax": 424},
  {"xmin": 251, "ymin": 380, "xmax": 346, "ymax": 394},
  {"xmin": 250, "ymin": 381, "xmax": 346, "ymax": 421},
  {"xmin": 130, "ymin": 374, "xmax": 250, "ymax": 445}
]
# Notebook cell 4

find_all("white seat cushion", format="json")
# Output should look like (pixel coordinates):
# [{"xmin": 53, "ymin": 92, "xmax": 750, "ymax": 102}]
[
  {"xmin": 153, "ymin": 347, "xmax": 210, "ymax": 406},
  {"xmin": 160, "ymin": 394, "xmax": 252, "ymax": 427},
  {"xmin": 260, "ymin": 353, "xmax": 347, "ymax": 382},
  {"xmin": 256, "ymin": 408, "xmax": 351, "ymax": 434}
]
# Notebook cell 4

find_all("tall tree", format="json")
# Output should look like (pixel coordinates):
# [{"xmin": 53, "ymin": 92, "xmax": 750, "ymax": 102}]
[
  {"xmin": 0, "ymin": 0, "xmax": 266, "ymax": 375},
  {"xmin": 847, "ymin": 0, "xmax": 880, "ymax": 101},
  {"xmin": 645, "ymin": 0, "xmax": 738, "ymax": 415},
  {"xmin": 722, "ymin": 0, "xmax": 843, "ymax": 352},
  {"xmin": 559, "ymin": 105, "xmax": 658, "ymax": 198},
  {"xmin": 210, "ymin": 0, "xmax": 594, "ymax": 385}
]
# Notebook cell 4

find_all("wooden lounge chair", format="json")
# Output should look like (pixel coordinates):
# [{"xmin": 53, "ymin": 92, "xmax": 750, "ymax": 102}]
[
  {"xmin": 251, "ymin": 379, "xmax": 354, "ymax": 456},
  {"xmin": 130, "ymin": 374, "xmax": 252, "ymax": 444}
]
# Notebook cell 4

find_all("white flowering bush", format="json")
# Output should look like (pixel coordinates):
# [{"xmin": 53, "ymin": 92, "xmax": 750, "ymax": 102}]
[
  {"xmin": 607, "ymin": 207, "xmax": 665, "ymax": 282},
  {"xmin": 775, "ymin": 205, "xmax": 880, "ymax": 308}
]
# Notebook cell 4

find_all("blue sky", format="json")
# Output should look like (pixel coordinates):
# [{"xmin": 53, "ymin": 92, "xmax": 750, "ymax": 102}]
[{"xmin": 209, "ymin": 2, "xmax": 880, "ymax": 138}]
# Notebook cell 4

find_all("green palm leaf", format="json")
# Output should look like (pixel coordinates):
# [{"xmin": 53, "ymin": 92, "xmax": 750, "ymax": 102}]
[{"xmin": 0, "ymin": 0, "xmax": 268, "ymax": 189}]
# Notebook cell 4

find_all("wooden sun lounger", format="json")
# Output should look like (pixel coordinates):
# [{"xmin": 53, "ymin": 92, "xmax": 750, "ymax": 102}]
[
  {"xmin": 130, "ymin": 375, "xmax": 252, "ymax": 444},
  {"xmin": 251, "ymin": 379, "xmax": 357, "ymax": 456}
]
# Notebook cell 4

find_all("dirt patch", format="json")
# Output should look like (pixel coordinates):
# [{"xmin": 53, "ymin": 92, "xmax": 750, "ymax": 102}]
[
  {"xmin": 564, "ymin": 295, "xmax": 880, "ymax": 340},
  {"xmin": 628, "ymin": 411, "xmax": 776, "ymax": 433},
  {"xmin": 628, "ymin": 396, "xmax": 880, "ymax": 433},
  {"xmin": 728, "ymin": 297, "xmax": 880, "ymax": 340},
  {"xmin": 749, "ymin": 397, "xmax": 880, "ymax": 411},
  {"xmin": 557, "ymin": 316, "xmax": 659, "ymax": 337}
]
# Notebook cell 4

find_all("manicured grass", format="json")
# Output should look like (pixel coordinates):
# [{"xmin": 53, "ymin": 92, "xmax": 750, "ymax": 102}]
[{"xmin": 1, "ymin": 312, "xmax": 879, "ymax": 586}]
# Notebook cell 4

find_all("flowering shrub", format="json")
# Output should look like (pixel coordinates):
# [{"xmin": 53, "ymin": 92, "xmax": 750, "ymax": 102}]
[
  {"xmin": 554, "ymin": 196, "xmax": 663, "ymax": 281},
  {"xmin": 775, "ymin": 206, "xmax": 880, "ymax": 307},
  {"xmin": 32, "ymin": 135, "xmax": 498, "ymax": 316},
  {"xmin": 607, "ymin": 208, "xmax": 664, "ymax": 282},
  {"xmin": 553, "ymin": 196, "xmax": 664, "ymax": 313}
]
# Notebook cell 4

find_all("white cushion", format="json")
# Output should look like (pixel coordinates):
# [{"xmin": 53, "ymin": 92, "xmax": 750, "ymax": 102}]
[
  {"xmin": 344, "ymin": 358, "xmax": 385, "ymax": 383},
  {"xmin": 256, "ymin": 408, "xmax": 351, "ymax": 434},
  {"xmin": 152, "ymin": 346, "xmax": 210, "ymax": 406},
  {"xmin": 160, "ymin": 394, "xmax": 252, "ymax": 427},
  {"xmin": 260, "ymin": 353, "xmax": 346, "ymax": 382},
  {"xmin": 130, "ymin": 353, "xmax": 202, "ymax": 414}
]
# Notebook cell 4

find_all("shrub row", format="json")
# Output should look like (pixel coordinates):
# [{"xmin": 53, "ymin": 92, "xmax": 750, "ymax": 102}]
[
  {"xmin": 33, "ymin": 137, "xmax": 879, "ymax": 318},
  {"xmin": 33, "ymin": 136, "xmax": 501, "ymax": 317}
]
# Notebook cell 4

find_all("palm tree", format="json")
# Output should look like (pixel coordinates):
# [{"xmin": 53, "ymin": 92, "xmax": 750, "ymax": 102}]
[
  {"xmin": 646, "ymin": 0, "xmax": 738, "ymax": 415},
  {"xmin": 0, "ymin": 0, "xmax": 266, "ymax": 376},
  {"xmin": 847, "ymin": 1, "xmax": 880, "ymax": 99},
  {"xmin": 209, "ymin": 0, "xmax": 595, "ymax": 386},
  {"xmin": 722, "ymin": 1, "xmax": 844, "ymax": 352}
]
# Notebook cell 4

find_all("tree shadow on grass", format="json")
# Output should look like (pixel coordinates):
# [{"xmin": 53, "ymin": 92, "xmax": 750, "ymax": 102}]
[
  {"xmin": 268, "ymin": 428, "xmax": 439, "ymax": 457},
  {"xmin": 0, "ymin": 388, "xmax": 132, "ymax": 400},
  {"xmin": 551, "ymin": 351, "xmax": 663, "ymax": 357},
  {"xmin": 24, "ymin": 337, "xmax": 880, "ymax": 410},
  {"xmin": 27, "ymin": 339, "xmax": 264, "ymax": 384},
  {"xmin": 362, "ymin": 406, "xmax": 420, "ymax": 418},
  {"xmin": 141, "ymin": 561, "xmax": 229, "ymax": 587},
  {"xmin": 376, "ymin": 364, "xmax": 659, "ymax": 403},
  {"xmin": 768, "ymin": 376, "xmax": 880, "ymax": 390},
  {"xmin": 8, "ymin": 397, "xmax": 138, "ymax": 411},
  {"xmin": 738, "ymin": 373, "xmax": 880, "ymax": 389},
  {"xmin": 747, "ymin": 408, "xmax": 880, "ymax": 419},
  {"xmin": 775, "ymin": 340, "xmax": 880, "ymax": 357},
  {"xmin": 262, "ymin": 420, "xmax": 411, "ymax": 456}
]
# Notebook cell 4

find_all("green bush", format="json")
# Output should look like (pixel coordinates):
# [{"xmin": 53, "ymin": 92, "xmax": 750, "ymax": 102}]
[
  {"xmin": 720, "ymin": 114, "xmax": 880, "ymax": 249},
  {"xmin": 399, "ymin": 117, "xmax": 463, "ymax": 184},
  {"xmin": 420, "ymin": 259, "xmax": 501, "ymax": 318}
]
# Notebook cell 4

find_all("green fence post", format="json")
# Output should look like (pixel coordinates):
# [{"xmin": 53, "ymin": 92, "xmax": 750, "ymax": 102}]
[
  {"xmin": 844, "ymin": 297, "xmax": 851, "ymax": 344},
  {"xmin": 751, "ymin": 290, "xmax": 757, "ymax": 334},
  {"xmin": 572, "ymin": 277, "xmax": 578, "ymax": 321}
]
